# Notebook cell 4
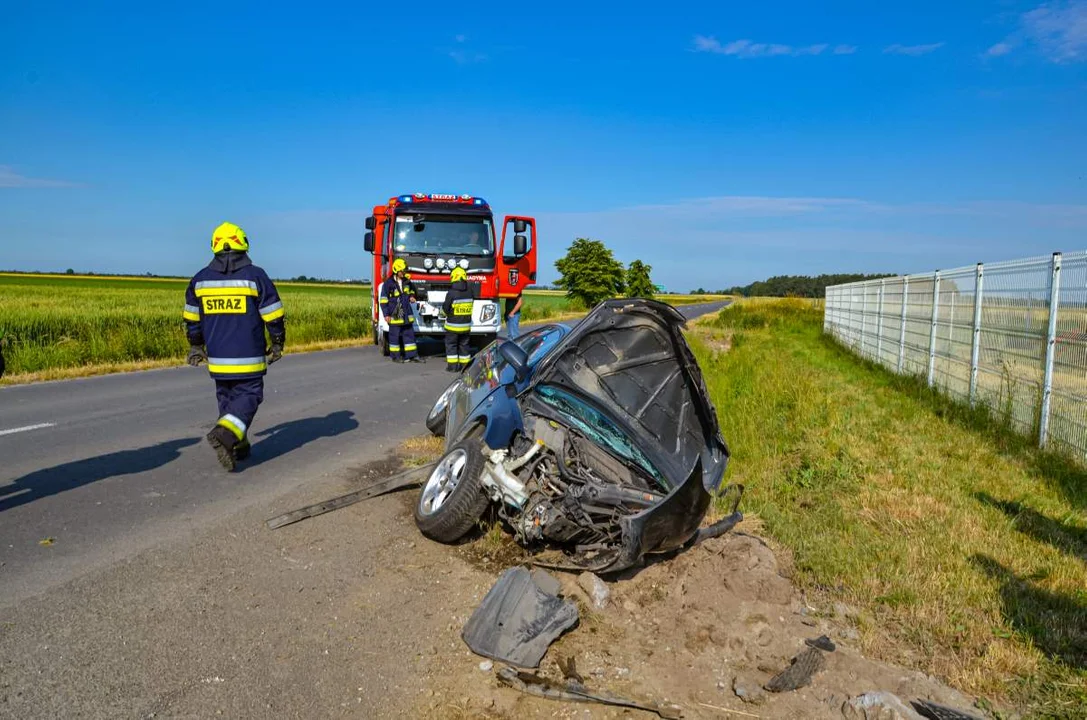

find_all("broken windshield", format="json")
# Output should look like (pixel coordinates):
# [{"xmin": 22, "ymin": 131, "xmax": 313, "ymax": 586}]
[
  {"xmin": 534, "ymin": 384, "xmax": 664, "ymax": 487},
  {"xmin": 393, "ymin": 214, "xmax": 494, "ymax": 257}
]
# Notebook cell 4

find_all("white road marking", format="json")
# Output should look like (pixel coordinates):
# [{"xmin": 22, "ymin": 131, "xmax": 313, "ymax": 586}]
[{"xmin": 0, "ymin": 422, "xmax": 57, "ymax": 437}]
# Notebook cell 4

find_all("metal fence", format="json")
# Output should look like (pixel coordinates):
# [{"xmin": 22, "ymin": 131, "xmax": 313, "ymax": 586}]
[{"xmin": 824, "ymin": 251, "xmax": 1087, "ymax": 460}]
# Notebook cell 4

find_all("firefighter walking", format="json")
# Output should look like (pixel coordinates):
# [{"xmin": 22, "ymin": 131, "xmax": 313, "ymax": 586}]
[
  {"xmin": 380, "ymin": 258, "xmax": 421, "ymax": 363},
  {"xmin": 184, "ymin": 222, "xmax": 285, "ymax": 471},
  {"xmin": 442, "ymin": 266, "xmax": 474, "ymax": 371}
]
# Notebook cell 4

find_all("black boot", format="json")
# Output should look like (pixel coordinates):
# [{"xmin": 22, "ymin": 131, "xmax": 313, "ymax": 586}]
[
  {"xmin": 233, "ymin": 437, "xmax": 251, "ymax": 462},
  {"xmin": 206, "ymin": 425, "xmax": 238, "ymax": 471}
]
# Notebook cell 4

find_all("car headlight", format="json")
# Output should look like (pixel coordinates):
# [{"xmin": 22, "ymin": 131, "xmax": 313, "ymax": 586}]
[
  {"xmin": 436, "ymin": 258, "xmax": 446, "ymax": 269},
  {"xmin": 424, "ymin": 258, "xmax": 434, "ymax": 269},
  {"xmin": 480, "ymin": 304, "xmax": 496, "ymax": 322},
  {"xmin": 432, "ymin": 379, "xmax": 459, "ymax": 415},
  {"xmin": 459, "ymin": 258, "xmax": 469, "ymax": 269}
]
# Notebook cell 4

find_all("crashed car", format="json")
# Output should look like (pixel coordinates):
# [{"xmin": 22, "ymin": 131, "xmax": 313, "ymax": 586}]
[{"xmin": 417, "ymin": 298, "xmax": 739, "ymax": 573}]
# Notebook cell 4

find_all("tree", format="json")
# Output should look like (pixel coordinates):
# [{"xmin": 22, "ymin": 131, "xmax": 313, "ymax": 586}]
[
  {"xmin": 66, "ymin": 268, "xmax": 74, "ymax": 275},
  {"xmin": 554, "ymin": 238, "xmax": 625, "ymax": 307},
  {"xmin": 625, "ymin": 260, "xmax": 655, "ymax": 299}
]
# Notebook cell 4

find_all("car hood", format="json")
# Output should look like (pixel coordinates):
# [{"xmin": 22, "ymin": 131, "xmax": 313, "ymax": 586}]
[{"xmin": 527, "ymin": 298, "xmax": 729, "ymax": 493}]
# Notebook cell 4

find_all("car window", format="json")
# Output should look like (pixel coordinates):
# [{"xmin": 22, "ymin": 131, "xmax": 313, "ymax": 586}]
[
  {"xmin": 517, "ymin": 326, "xmax": 564, "ymax": 364},
  {"xmin": 534, "ymin": 384, "xmax": 664, "ymax": 486}
]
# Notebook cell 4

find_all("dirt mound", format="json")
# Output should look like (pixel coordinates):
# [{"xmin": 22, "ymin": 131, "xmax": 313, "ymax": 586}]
[{"xmin": 413, "ymin": 527, "xmax": 985, "ymax": 719}]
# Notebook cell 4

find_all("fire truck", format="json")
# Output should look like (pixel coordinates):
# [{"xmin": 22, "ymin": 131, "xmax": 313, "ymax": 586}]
[{"xmin": 363, "ymin": 193, "xmax": 537, "ymax": 355}]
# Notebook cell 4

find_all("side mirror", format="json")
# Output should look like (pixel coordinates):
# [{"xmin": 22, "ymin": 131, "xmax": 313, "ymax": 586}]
[
  {"xmin": 513, "ymin": 234, "xmax": 527, "ymax": 257},
  {"xmin": 365, "ymin": 216, "xmax": 376, "ymax": 230},
  {"xmin": 498, "ymin": 340, "xmax": 528, "ymax": 381},
  {"xmin": 513, "ymin": 219, "xmax": 528, "ymax": 234},
  {"xmin": 364, "ymin": 232, "xmax": 375, "ymax": 253}
]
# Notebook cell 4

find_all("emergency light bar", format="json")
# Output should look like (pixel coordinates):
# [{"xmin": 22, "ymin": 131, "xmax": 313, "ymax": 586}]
[{"xmin": 394, "ymin": 193, "xmax": 488, "ymax": 207}]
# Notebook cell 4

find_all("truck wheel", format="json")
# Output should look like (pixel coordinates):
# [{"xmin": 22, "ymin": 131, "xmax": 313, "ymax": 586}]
[
  {"xmin": 372, "ymin": 324, "xmax": 379, "ymax": 347},
  {"xmin": 380, "ymin": 329, "xmax": 390, "ymax": 357},
  {"xmin": 414, "ymin": 439, "xmax": 489, "ymax": 543}
]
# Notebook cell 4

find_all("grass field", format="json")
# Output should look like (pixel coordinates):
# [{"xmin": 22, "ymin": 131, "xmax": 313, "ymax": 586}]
[
  {"xmin": 692, "ymin": 299, "xmax": 1086, "ymax": 718},
  {"xmin": 0, "ymin": 273, "xmax": 724, "ymax": 381}
]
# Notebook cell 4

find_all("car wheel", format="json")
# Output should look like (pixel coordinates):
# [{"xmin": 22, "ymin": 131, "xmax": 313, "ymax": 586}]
[{"xmin": 414, "ymin": 440, "xmax": 489, "ymax": 543}]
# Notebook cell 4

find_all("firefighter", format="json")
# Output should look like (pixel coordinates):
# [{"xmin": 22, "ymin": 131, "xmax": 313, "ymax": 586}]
[
  {"xmin": 184, "ymin": 222, "xmax": 285, "ymax": 471},
  {"xmin": 379, "ymin": 258, "xmax": 420, "ymax": 363},
  {"xmin": 442, "ymin": 266, "xmax": 474, "ymax": 372}
]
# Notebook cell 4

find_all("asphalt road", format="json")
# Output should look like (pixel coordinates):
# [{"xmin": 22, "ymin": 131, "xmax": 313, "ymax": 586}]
[{"xmin": 0, "ymin": 301, "xmax": 727, "ymax": 608}]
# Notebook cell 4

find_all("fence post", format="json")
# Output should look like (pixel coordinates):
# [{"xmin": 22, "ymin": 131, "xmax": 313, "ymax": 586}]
[
  {"xmin": 876, "ymin": 278, "xmax": 886, "ymax": 363},
  {"xmin": 898, "ymin": 276, "xmax": 909, "ymax": 373},
  {"xmin": 861, "ymin": 282, "xmax": 869, "ymax": 357},
  {"xmin": 1039, "ymin": 252, "xmax": 1062, "ymax": 449},
  {"xmin": 969, "ymin": 263, "xmax": 984, "ymax": 406},
  {"xmin": 927, "ymin": 271, "xmax": 941, "ymax": 387}
]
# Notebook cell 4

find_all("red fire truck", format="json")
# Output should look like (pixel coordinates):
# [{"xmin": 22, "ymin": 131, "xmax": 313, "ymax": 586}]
[{"xmin": 364, "ymin": 193, "xmax": 537, "ymax": 355}]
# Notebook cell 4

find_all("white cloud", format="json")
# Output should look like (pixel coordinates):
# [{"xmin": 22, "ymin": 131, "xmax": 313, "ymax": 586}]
[
  {"xmin": 692, "ymin": 36, "xmax": 836, "ymax": 58},
  {"xmin": 1022, "ymin": 1, "xmax": 1087, "ymax": 62},
  {"xmin": 454, "ymin": 34, "xmax": 466, "ymax": 43},
  {"xmin": 985, "ymin": 41, "xmax": 1014, "ymax": 57},
  {"xmin": 883, "ymin": 42, "xmax": 946, "ymax": 56},
  {"xmin": 833, "ymin": 44, "xmax": 859, "ymax": 55},
  {"xmin": 0, "ymin": 165, "xmax": 78, "ymax": 188}
]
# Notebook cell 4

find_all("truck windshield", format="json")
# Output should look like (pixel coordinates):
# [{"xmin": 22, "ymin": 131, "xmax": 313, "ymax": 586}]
[{"xmin": 392, "ymin": 214, "xmax": 494, "ymax": 257}]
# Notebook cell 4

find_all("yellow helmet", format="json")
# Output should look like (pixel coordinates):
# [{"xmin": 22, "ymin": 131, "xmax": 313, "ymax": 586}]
[
  {"xmin": 450, "ymin": 266, "xmax": 468, "ymax": 283},
  {"xmin": 392, "ymin": 258, "xmax": 407, "ymax": 274},
  {"xmin": 211, "ymin": 222, "xmax": 249, "ymax": 253}
]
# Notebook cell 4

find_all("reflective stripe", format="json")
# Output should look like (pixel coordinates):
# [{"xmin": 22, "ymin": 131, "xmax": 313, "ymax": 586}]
[
  {"xmin": 209, "ymin": 362, "xmax": 267, "ymax": 374},
  {"xmin": 207, "ymin": 356, "xmax": 267, "ymax": 374},
  {"xmin": 388, "ymin": 318, "xmax": 405, "ymax": 325},
  {"xmin": 183, "ymin": 303, "xmax": 201, "ymax": 322},
  {"xmin": 444, "ymin": 324, "xmax": 470, "ymax": 333},
  {"xmin": 403, "ymin": 344, "xmax": 417, "ymax": 352},
  {"xmin": 447, "ymin": 355, "xmax": 459, "ymax": 362},
  {"xmin": 458, "ymin": 356, "xmax": 471, "ymax": 364},
  {"xmin": 380, "ymin": 298, "xmax": 389, "ymax": 304},
  {"xmin": 208, "ymin": 356, "xmax": 266, "ymax": 365},
  {"xmin": 195, "ymin": 280, "xmax": 258, "ymax": 297},
  {"xmin": 217, "ymin": 413, "xmax": 247, "ymax": 440},
  {"xmin": 260, "ymin": 300, "xmax": 285, "ymax": 321},
  {"xmin": 195, "ymin": 279, "xmax": 258, "ymax": 291},
  {"xmin": 184, "ymin": 304, "xmax": 200, "ymax": 315}
]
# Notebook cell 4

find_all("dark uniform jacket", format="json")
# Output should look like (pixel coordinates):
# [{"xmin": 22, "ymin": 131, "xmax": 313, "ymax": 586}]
[
  {"xmin": 379, "ymin": 275, "xmax": 417, "ymax": 325},
  {"xmin": 442, "ymin": 280, "xmax": 474, "ymax": 332},
  {"xmin": 184, "ymin": 252, "xmax": 285, "ymax": 380}
]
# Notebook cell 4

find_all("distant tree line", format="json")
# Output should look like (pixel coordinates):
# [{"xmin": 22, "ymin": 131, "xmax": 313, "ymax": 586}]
[{"xmin": 699, "ymin": 273, "xmax": 896, "ymax": 298}]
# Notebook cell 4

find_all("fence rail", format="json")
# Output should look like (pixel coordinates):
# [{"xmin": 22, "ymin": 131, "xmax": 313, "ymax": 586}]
[{"xmin": 824, "ymin": 251, "xmax": 1087, "ymax": 460}]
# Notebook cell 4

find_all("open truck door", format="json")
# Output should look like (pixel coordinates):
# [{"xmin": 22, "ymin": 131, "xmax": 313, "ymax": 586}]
[{"xmin": 497, "ymin": 216, "xmax": 537, "ymax": 300}]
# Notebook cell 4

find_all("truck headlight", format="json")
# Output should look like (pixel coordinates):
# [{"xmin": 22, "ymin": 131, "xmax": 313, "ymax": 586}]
[{"xmin": 481, "ymin": 304, "xmax": 497, "ymax": 322}]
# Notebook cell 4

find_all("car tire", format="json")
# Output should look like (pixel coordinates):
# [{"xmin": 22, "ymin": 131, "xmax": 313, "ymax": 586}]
[{"xmin": 414, "ymin": 439, "xmax": 489, "ymax": 543}]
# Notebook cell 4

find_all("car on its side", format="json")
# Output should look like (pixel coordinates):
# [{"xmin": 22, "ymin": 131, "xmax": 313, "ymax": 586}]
[{"xmin": 418, "ymin": 298, "xmax": 739, "ymax": 574}]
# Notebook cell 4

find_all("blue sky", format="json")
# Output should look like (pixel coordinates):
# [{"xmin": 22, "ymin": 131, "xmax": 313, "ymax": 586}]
[{"xmin": 1, "ymin": 1, "xmax": 1085, "ymax": 291}]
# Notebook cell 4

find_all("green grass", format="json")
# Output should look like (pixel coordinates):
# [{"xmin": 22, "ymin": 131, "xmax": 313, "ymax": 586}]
[
  {"xmin": 0, "ymin": 273, "xmax": 726, "ymax": 379},
  {"xmin": 0, "ymin": 274, "xmax": 371, "ymax": 376},
  {"xmin": 692, "ymin": 298, "xmax": 1086, "ymax": 718}
]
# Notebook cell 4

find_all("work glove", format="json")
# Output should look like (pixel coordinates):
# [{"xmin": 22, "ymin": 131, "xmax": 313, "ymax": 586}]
[
  {"xmin": 266, "ymin": 343, "xmax": 284, "ymax": 364},
  {"xmin": 187, "ymin": 345, "xmax": 207, "ymax": 367}
]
